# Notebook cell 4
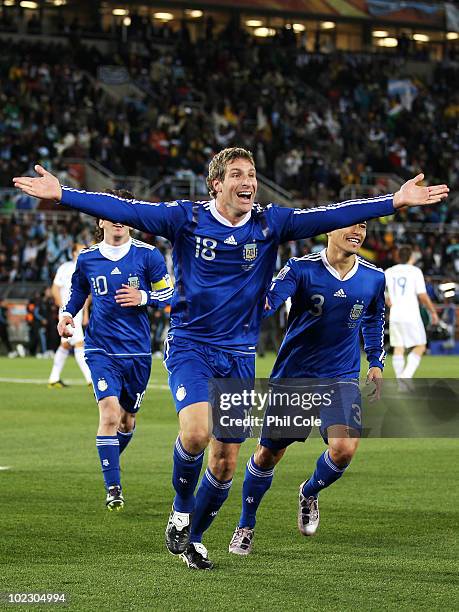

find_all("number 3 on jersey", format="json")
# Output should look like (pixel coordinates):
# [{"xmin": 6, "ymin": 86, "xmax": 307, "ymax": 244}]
[
  {"xmin": 309, "ymin": 293, "xmax": 324, "ymax": 317},
  {"xmin": 195, "ymin": 236, "xmax": 217, "ymax": 261}
]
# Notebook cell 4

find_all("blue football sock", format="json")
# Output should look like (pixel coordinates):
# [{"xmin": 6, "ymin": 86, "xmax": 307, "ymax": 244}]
[
  {"xmin": 117, "ymin": 427, "xmax": 135, "ymax": 455},
  {"xmin": 96, "ymin": 435, "xmax": 120, "ymax": 489},
  {"xmin": 239, "ymin": 455, "xmax": 274, "ymax": 529},
  {"xmin": 172, "ymin": 436, "xmax": 204, "ymax": 513},
  {"xmin": 190, "ymin": 468, "xmax": 232, "ymax": 543},
  {"xmin": 301, "ymin": 450, "xmax": 348, "ymax": 498}
]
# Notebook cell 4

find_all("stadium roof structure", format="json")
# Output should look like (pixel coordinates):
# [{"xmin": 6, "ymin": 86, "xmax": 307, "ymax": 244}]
[{"xmin": 152, "ymin": 0, "xmax": 455, "ymax": 29}]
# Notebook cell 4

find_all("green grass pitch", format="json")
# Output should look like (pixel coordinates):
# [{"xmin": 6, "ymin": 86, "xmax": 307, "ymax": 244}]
[{"xmin": 1, "ymin": 355, "xmax": 458, "ymax": 611}]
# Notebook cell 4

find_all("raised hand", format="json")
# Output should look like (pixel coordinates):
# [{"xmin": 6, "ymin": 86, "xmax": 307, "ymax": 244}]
[
  {"xmin": 13, "ymin": 164, "xmax": 62, "ymax": 202},
  {"xmin": 393, "ymin": 173, "xmax": 449, "ymax": 209}
]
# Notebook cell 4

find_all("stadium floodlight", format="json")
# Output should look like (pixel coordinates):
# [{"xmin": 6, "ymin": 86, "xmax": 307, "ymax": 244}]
[
  {"xmin": 444, "ymin": 290, "xmax": 456, "ymax": 298},
  {"xmin": 153, "ymin": 12, "xmax": 174, "ymax": 21},
  {"xmin": 112, "ymin": 8, "xmax": 128, "ymax": 16},
  {"xmin": 372, "ymin": 30, "xmax": 389, "ymax": 38},
  {"xmin": 123, "ymin": 16, "xmax": 131, "ymax": 26},
  {"xmin": 439, "ymin": 282, "xmax": 456, "ymax": 292},
  {"xmin": 53, "ymin": 0, "xmax": 67, "ymax": 6},
  {"xmin": 413, "ymin": 33, "xmax": 429, "ymax": 42},
  {"xmin": 253, "ymin": 27, "xmax": 276, "ymax": 37},
  {"xmin": 185, "ymin": 9, "xmax": 203, "ymax": 18},
  {"xmin": 20, "ymin": 1, "xmax": 38, "ymax": 7},
  {"xmin": 246, "ymin": 20, "xmax": 263, "ymax": 27},
  {"xmin": 3, "ymin": 0, "xmax": 16, "ymax": 5},
  {"xmin": 292, "ymin": 23, "xmax": 306, "ymax": 33},
  {"xmin": 446, "ymin": 32, "xmax": 458, "ymax": 40},
  {"xmin": 321, "ymin": 21, "xmax": 335, "ymax": 29},
  {"xmin": 378, "ymin": 37, "xmax": 398, "ymax": 47}
]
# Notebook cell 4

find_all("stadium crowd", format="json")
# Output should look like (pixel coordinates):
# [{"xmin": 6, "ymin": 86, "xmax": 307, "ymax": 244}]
[{"xmin": 0, "ymin": 26, "xmax": 458, "ymax": 354}]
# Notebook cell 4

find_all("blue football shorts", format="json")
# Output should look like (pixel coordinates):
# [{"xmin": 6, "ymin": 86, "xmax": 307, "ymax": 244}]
[
  {"xmin": 163, "ymin": 334, "xmax": 255, "ymax": 443},
  {"xmin": 260, "ymin": 379, "xmax": 362, "ymax": 451},
  {"xmin": 85, "ymin": 351, "xmax": 152, "ymax": 414}
]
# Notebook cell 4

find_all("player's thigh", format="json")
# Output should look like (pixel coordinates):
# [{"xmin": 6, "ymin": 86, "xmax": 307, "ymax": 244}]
[
  {"xmin": 119, "ymin": 355, "xmax": 152, "ymax": 414},
  {"xmin": 85, "ymin": 352, "xmax": 123, "ymax": 404},
  {"xmin": 164, "ymin": 336, "xmax": 216, "ymax": 413},
  {"xmin": 319, "ymin": 381, "xmax": 362, "ymax": 443}
]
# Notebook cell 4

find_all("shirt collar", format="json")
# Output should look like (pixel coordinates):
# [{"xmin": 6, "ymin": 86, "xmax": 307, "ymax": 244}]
[
  {"xmin": 320, "ymin": 248, "xmax": 359, "ymax": 281},
  {"xmin": 99, "ymin": 237, "xmax": 132, "ymax": 261},
  {"xmin": 208, "ymin": 199, "xmax": 251, "ymax": 228}
]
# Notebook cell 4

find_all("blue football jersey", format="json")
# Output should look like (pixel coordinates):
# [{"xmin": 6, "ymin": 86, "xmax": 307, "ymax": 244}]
[
  {"xmin": 266, "ymin": 249, "xmax": 386, "ymax": 378},
  {"xmin": 64, "ymin": 238, "xmax": 173, "ymax": 356},
  {"xmin": 60, "ymin": 188, "xmax": 394, "ymax": 354}
]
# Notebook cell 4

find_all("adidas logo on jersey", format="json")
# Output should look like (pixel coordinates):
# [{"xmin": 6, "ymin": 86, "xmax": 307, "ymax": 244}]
[
  {"xmin": 224, "ymin": 235, "xmax": 238, "ymax": 245},
  {"xmin": 111, "ymin": 267, "xmax": 122, "ymax": 275},
  {"xmin": 334, "ymin": 288, "xmax": 347, "ymax": 298}
]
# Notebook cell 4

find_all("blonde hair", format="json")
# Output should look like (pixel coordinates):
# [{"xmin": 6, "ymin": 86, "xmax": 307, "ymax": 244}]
[{"xmin": 206, "ymin": 147, "xmax": 255, "ymax": 198}]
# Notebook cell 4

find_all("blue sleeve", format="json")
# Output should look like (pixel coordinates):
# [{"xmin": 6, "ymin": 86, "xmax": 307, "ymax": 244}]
[
  {"xmin": 63, "ymin": 258, "xmax": 90, "ymax": 316},
  {"xmin": 60, "ymin": 187, "xmax": 188, "ymax": 242},
  {"xmin": 361, "ymin": 276, "xmax": 386, "ymax": 370},
  {"xmin": 271, "ymin": 195, "xmax": 395, "ymax": 243},
  {"xmin": 145, "ymin": 249, "xmax": 174, "ymax": 307},
  {"xmin": 264, "ymin": 258, "xmax": 299, "ymax": 318}
]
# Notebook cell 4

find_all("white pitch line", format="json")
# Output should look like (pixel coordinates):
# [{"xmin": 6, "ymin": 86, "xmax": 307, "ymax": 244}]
[
  {"xmin": 0, "ymin": 377, "xmax": 169, "ymax": 390},
  {"xmin": 0, "ymin": 466, "xmax": 12, "ymax": 471}
]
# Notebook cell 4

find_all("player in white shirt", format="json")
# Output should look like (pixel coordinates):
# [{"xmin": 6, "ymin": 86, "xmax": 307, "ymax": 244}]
[
  {"xmin": 48, "ymin": 243, "xmax": 92, "ymax": 388},
  {"xmin": 385, "ymin": 246, "xmax": 439, "ymax": 379}
]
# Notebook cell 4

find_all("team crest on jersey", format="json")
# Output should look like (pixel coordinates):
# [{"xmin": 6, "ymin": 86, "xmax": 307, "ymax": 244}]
[
  {"xmin": 349, "ymin": 302, "xmax": 364, "ymax": 320},
  {"xmin": 128, "ymin": 276, "xmax": 140, "ymax": 289},
  {"xmin": 97, "ymin": 378, "xmax": 108, "ymax": 392},
  {"xmin": 176, "ymin": 385, "xmax": 187, "ymax": 402},
  {"xmin": 243, "ymin": 243, "xmax": 258, "ymax": 262}
]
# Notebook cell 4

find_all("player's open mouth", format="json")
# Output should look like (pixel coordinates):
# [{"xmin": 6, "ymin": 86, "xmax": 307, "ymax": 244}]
[
  {"xmin": 113, "ymin": 224, "xmax": 124, "ymax": 228},
  {"xmin": 237, "ymin": 191, "xmax": 252, "ymax": 202},
  {"xmin": 347, "ymin": 237, "xmax": 361, "ymax": 245}
]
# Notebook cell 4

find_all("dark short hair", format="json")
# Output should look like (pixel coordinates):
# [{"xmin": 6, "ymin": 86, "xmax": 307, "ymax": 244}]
[
  {"xmin": 95, "ymin": 189, "xmax": 135, "ymax": 241},
  {"xmin": 398, "ymin": 245, "xmax": 413, "ymax": 264}
]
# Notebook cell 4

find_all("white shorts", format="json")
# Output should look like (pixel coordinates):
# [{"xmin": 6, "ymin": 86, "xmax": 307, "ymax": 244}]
[
  {"xmin": 389, "ymin": 320, "xmax": 426, "ymax": 348},
  {"xmin": 61, "ymin": 310, "xmax": 85, "ymax": 346}
]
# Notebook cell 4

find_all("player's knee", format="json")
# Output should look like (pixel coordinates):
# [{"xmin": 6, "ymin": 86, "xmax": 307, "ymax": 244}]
[
  {"xmin": 180, "ymin": 427, "xmax": 210, "ymax": 454},
  {"xmin": 254, "ymin": 445, "xmax": 279, "ymax": 470},
  {"xmin": 119, "ymin": 412, "xmax": 135, "ymax": 433},
  {"xmin": 414, "ymin": 345, "xmax": 426, "ymax": 355},
  {"xmin": 329, "ymin": 439, "xmax": 359, "ymax": 467},
  {"xmin": 99, "ymin": 399, "xmax": 121, "ymax": 429},
  {"xmin": 209, "ymin": 454, "xmax": 238, "ymax": 481}
]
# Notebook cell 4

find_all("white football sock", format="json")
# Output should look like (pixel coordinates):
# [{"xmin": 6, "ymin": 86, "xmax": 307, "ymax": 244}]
[
  {"xmin": 49, "ymin": 346, "xmax": 69, "ymax": 383},
  {"xmin": 401, "ymin": 352, "xmax": 421, "ymax": 379},
  {"xmin": 392, "ymin": 355, "xmax": 405, "ymax": 378},
  {"xmin": 74, "ymin": 346, "xmax": 92, "ymax": 384}
]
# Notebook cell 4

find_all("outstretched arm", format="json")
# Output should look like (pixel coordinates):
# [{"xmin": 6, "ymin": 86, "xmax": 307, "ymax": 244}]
[
  {"xmin": 276, "ymin": 173, "xmax": 449, "ymax": 242},
  {"xmin": 13, "ymin": 165, "xmax": 187, "ymax": 240}
]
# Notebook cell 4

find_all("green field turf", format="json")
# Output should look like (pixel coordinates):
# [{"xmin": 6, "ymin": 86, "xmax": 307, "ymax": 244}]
[{"xmin": 1, "ymin": 355, "xmax": 458, "ymax": 611}]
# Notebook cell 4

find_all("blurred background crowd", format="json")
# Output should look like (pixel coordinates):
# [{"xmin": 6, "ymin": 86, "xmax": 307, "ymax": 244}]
[{"xmin": 0, "ymin": 1, "xmax": 458, "ymax": 356}]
